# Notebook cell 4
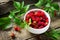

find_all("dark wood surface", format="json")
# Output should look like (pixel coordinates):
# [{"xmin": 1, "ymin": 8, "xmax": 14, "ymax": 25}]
[
  {"xmin": 0, "ymin": 0, "xmax": 60, "ymax": 40},
  {"xmin": 0, "ymin": 0, "xmax": 37, "ymax": 16}
]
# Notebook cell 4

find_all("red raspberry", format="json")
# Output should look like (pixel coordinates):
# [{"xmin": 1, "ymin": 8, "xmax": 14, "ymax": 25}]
[
  {"xmin": 41, "ymin": 22, "xmax": 45, "ymax": 26},
  {"xmin": 34, "ymin": 11, "xmax": 41, "ymax": 16},
  {"xmin": 14, "ymin": 26, "xmax": 21, "ymax": 31},
  {"xmin": 30, "ymin": 23, "xmax": 35, "ymax": 28},
  {"xmin": 9, "ymin": 32, "xmax": 15, "ymax": 38},
  {"xmin": 34, "ymin": 26, "xmax": 37, "ymax": 29},
  {"xmin": 41, "ymin": 19, "xmax": 46, "ymax": 22},
  {"xmin": 33, "ymin": 25, "xmax": 38, "ymax": 29},
  {"xmin": 42, "ymin": 15, "xmax": 46, "ymax": 18},
  {"xmin": 39, "ymin": 26, "xmax": 44, "ymax": 29},
  {"xmin": 45, "ymin": 19, "xmax": 48, "ymax": 22},
  {"xmin": 43, "ymin": 15, "xmax": 48, "ymax": 20},
  {"xmin": 40, "ymin": 17, "xmax": 43, "ymax": 20},
  {"xmin": 29, "ymin": 12, "xmax": 34, "ymax": 16},
  {"xmin": 26, "ymin": 19, "xmax": 29, "ymax": 23},
  {"xmin": 26, "ymin": 17, "xmax": 29, "ymax": 20},
  {"xmin": 44, "ymin": 22, "xmax": 48, "ymax": 26},
  {"xmin": 37, "ymin": 21, "xmax": 42, "ymax": 26},
  {"xmin": 25, "ymin": 18, "xmax": 29, "ymax": 23},
  {"xmin": 33, "ymin": 21, "xmax": 36, "ymax": 24},
  {"xmin": 40, "ymin": 11, "xmax": 45, "ymax": 16},
  {"xmin": 31, "ymin": 16, "xmax": 35, "ymax": 21},
  {"xmin": 35, "ymin": 17, "xmax": 40, "ymax": 22},
  {"xmin": 28, "ymin": 11, "xmax": 34, "ymax": 17},
  {"xmin": 26, "ymin": 14, "xmax": 30, "ymax": 18}
]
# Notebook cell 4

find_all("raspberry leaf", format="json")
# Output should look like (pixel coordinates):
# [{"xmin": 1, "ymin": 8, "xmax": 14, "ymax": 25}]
[
  {"xmin": 13, "ymin": 17, "xmax": 22, "ymax": 26},
  {"xmin": 14, "ymin": 1, "xmax": 21, "ymax": 10},
  {"xmin": 9, "ymin": 10, "xmax": 20, "ymax": 19},
  {"xmin": 21, "ymin": 1, "xmax": 24, "ymax": 9},
  {"xmin": 52, "ymin": 3, "xmax": 59, "ymax": 11},
  {"xmin": 45, "ymin": 3, "xmax": 51, "ymax": 7},
  {"xmin": 23, "ymin": 5, "xmax": 30, "ymax": 13},
  {"xmin": 0, "ymin": 17, "xmax": 11, "ymax": 30},
  {"xmin": 45, "ymin": 28, "xmax": 60, "ymax": 40},
  {"xmin": 46, "ymin": 0, "xmax": 52, "ymax": 3},
  {"xmin": 35, "ymin": 0, "xmax": 44, "ymax": 7}
]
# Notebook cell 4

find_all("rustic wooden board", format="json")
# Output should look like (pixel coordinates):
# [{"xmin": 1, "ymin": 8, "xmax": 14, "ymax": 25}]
[{"xmin": 0, "ymin": 0, "xmax": 60, "ymax": 40}]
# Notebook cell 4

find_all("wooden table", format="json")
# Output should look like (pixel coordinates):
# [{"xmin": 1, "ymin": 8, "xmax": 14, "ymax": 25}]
[{"xmin": 0, "ymin": 0, "xmax": 60, "ymax": 40}]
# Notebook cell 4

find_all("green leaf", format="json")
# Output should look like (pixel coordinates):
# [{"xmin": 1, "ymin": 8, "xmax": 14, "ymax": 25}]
[
  {"xmin": 52, "ymin": 30, "xmax": 60, "ymax": 40},
  {"xmin": 23, "ymin": 5, "xmax": 30, "ymax": 13},
  {"xmin": 12, "ymin": 1, "xmax": 30, "ymax": 17},
  {"xmin": 14, "ymin": 17, "xmax": 21, "ymax": 26},
  {"xmin": 45, "ymin": 3, "xmax": 51, "ymax": 7},
  {"xmin": 16, "ymin": 5, "xmax": 30, "ymax": 16},
  {"xmin": 51, "ymin": 7, "xmax": 56, "ymax": 11},
  {"xmin": 52, "ymin": 3, "xmax": 59, "ymax": 11},
  {"xmin": 23, "ymin": 21, "xmax": 29, "ymax": 28},
  {"xmin": 46, "ymin": 0, "xmax": 52, "ymax": 3},
  {"xmin": 44, "ymin": 7, "xmax": 56, "ymax": 17},
  {"xmin": 9, "ymin": 9, "xmax": 20, "ymax": 19},
  {"xmin": 0, "ymin": 17, "xmax": 11, "ymax": 30},
  {"xmin": 50, "ymin": 10, "xmax": 55, "ymax": 17},
  {"xmin": 19, "ymin": 5, "xmax": 30, "ymax": 14},
  {"xmin": 45, "ymin": 28, "xmax": 60, "ymax": 40},
  {"xmin": 14, "ymin": 1, "xmax": 21, "ymax": 9},
  {"xmin": 52, "ymin": 33, "xmax": 59, "ymax": 38},
  {"xmin": 50, "ymin": 7, "xmax": 56, "ymax": 17},
  {"xmin": 0, "ymin": 17, "xmax": 11, "ymax": 24},
  {"xmin": 21, "ymin": 1, "xmax": 24, "ymax": 9},
  {"xmin": 44, "ymin": 7, "xmax": 49, "ymax": 12},
  {"xmin": 2, "ymin": 23, "xmax": 12, "ymax": 30},
  {"xmin": 35, "ymin": 0, "xmax": 44, "ymax": 7},
  {"xmin": 9, "ymin": 11, "xmax": 15, "ymax": 19},
  {"xmin": 19, "ymin": 20, "xmax": 29, "ymax": 28}
]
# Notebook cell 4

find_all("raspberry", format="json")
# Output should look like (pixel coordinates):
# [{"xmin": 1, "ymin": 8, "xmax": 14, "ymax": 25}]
[
  {"xmin": 41, "ymin": 19, "xmax": 46, "ymax": 22},
  {"xmin": 28, "ymin": 11, "xmax": 34, "ymax": 17},
  {"xmin": 35, "ymin": 17, "xmax": 40, "ymax": 22},
  {"xmin": 41, "ymin": 22, "xmax": 45, "ymax": 26},
  {"xmin": 39, "ymin": 26, "xmax": 44, "ymax": 29},
  {"xmin": 44, "ymin": 22, "xmax": 48, "ymax": 26},
  {"xmin": 26, "ymin": 14, "xmax": 30, "ymax": 18},
  {"xmin": 40, "ymin": 11, "xmax": 45, "ymax": 16},
  {"xmin": 31, "ymin": 16, "xmax": 35, "ymax": 21},
  {"xmin": 40, "ymin": 17, "xmax": 43, "ymax": 20},
  {"xmin": 45, "ymin": 19, "xmax": 48, "ymax": 22},
  {"xmin": 30, "ymin": 23, "xmax": 35, "ymax": 28},
  {"xmin": 29, "ymin": 12, "xmax": 34, "ymax": 16},
  {"xmin": 34, "ymin": 25, "xmax": 38, "ymax": 29},
  {"xmin": 34, "ymin": 11, "xmax": 41, "ymax": 16},
  {"xmin": 25, "ymin": 19, "xmax": 29, "ymax": 23},
  {"xmin": 37, "ymin": 21, "xmax": 42, "ymax": 26},
  {"xmin": 9, "ymin": 32, "xmax": 15, "ymax": 38},
  {"xmin": 14, "ymin": 26, "xmax": 21, "ymax": 31},
  {"xmin": 33, "ymin": 21, "xmax": 36, "ymax": 24}
]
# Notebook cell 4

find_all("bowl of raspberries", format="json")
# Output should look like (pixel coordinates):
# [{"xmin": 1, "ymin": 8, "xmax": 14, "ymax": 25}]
[{"xmin": 24, "ymin": 9, "xmax": 50, "ymax": 34}]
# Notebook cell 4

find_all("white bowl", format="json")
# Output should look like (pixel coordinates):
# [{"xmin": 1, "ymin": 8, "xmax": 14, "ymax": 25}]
[{"xmin": 24, "ymin": 9, "xmax": 50, "ymax": 34}]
